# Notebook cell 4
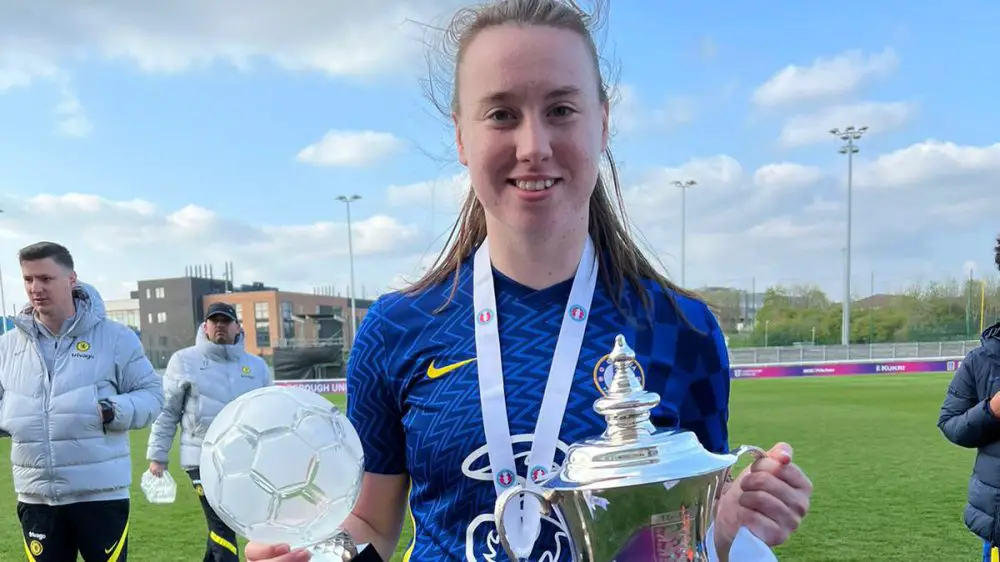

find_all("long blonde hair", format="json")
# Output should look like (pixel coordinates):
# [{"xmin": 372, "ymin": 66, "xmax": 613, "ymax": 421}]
[{"xmin": 408, "ymin": 0, "xmax": 704, "ymax": 325}]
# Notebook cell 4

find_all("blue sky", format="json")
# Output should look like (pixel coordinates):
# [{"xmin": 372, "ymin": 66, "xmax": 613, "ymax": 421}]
[{"xmin": 0, "ymin": 0, "xmax": 998, "ymax": 307}]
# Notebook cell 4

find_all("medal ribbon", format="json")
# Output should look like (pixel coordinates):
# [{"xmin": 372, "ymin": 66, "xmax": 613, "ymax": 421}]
[{"xmin": 473, "ymin": 236, "xmax": 598, "ymax": 559}]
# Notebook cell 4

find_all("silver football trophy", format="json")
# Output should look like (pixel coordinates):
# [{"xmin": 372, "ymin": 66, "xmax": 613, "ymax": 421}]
[
  {"xmin": 198, "ymin": 385, "xmax": 367, "ymax": 561},
  {"xmin": 495, "ymin": 334, "xmax": 766, "ymax": 561}
]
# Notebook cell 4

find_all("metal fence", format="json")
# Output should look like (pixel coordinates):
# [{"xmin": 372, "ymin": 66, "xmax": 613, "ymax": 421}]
[{"xmin": 730, "ymin": 340, "xmax": 980, "ymax": 366}]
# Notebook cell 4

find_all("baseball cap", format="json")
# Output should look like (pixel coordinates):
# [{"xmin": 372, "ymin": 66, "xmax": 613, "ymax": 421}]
[{"xmin": 205, "ymin": 302, "xmax": 238, "ymax": 322}]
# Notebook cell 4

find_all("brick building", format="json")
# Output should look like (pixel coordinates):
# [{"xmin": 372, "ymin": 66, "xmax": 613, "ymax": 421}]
[{"xmin": 202, "ymin": 289, "xmax": 372, "ymax": 358}]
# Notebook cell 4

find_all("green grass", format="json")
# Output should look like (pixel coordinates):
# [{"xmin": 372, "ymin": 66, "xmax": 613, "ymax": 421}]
[{"xmin": 0, "ymin": 373, "xmax": 983, "ymax": 561}]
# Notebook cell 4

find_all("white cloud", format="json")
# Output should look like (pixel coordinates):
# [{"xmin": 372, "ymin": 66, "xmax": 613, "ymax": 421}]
[
  {"xmin": 54, "ymin": 86, "xmax": 92, "ymax": 138},
  {"xmin": 2, "ymin": 139, "xmax": 997, "ymax": 311},
  {"xmin": 753, "ymin": 163, "xmax": 824, "ymax": 193},
  {"xmin": 0, "ymin": 192, "xmax": 425, "ymax": 307},
  {"xmin": 610, "ymin": 84, "xmax": 698, "ymax": 136},
  {"xmin": 618, "ymin": 140, "xmax": 998, "ymax": 293},
  {"xmin": 296, "ymin": 130, "xmax": 407, "ymax": 167},
  {"xmin": 854, "ymin": 140, "xmax": 1000, "ymax": 190},
  {"xmin": 385, "ymin": 172, "xmax": 469, "ymax": 210},
  {"xmin": 0, "ymin": 1, "xmax": 468, "ymax": 84},
  {"xmin": 778, "ymin": 101, "xmax": 915, "ymax": 147},
  {"xmin": 753, "ymin": 48, "xmax": 898, "ymax": 108}
]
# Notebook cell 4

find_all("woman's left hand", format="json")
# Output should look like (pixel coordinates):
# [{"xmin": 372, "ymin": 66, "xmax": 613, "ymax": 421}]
[{"xmin": 714, "ymin": 442, "xmax": 813, "ymax": 554}]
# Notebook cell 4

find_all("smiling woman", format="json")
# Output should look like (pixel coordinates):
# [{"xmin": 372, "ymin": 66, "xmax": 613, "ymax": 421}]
[{"xmin": 243, "ymin": 1, "xmax": 813, "ymax": 561}]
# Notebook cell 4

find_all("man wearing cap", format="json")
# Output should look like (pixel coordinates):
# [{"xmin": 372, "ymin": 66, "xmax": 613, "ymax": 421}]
[{"xmin": 145, "ymin": 302, "xmax": 271, "ymax": 562}]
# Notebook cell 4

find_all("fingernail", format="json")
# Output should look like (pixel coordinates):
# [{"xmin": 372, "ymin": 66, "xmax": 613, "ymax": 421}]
[{"xmin": 275, "ymin": 544, "xmax": 290, "ymax": 554}]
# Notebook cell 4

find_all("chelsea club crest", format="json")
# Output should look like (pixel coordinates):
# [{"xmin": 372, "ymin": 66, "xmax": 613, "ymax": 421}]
[{"xmin": 592, "ymin": 352, "xmax": 645, "ymax": 396}]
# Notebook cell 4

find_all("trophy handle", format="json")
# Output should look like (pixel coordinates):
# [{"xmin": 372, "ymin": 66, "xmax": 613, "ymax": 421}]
[
  {"xmin": 732, "ymin": 444, "xmax": 767, "ymax": 462},
  {"xmin": 493, "ymin": 485, "xmax": 554, "ymax": 562}
]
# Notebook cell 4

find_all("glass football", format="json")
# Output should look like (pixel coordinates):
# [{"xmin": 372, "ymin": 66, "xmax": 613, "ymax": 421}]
[{"xmin": 198, "ymin": 385, "xmax": 364, "ymax": 558}]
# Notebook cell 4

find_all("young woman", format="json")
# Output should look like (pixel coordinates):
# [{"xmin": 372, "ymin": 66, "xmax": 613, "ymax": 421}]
[{"xmin": 248, "ymin": 1, "xmax": 813, "ymax": 560}]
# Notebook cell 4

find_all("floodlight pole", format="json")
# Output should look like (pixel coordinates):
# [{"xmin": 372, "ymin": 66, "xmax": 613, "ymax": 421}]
[
  {"xmin": 830, "ymin": 125, "xmax": 868, "ymax": 346},
  {"xmin": 672, "ymin": 180, "xmax": 697, "ymax": 287},
  {"xmin": 336, "ymin": 195, "xmax": 361, "ymax": 347}
]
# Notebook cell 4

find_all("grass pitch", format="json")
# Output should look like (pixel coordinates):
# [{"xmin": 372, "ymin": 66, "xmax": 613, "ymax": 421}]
[{"xmin": 0, "ymin": 372, "xmax": 982, "ymax": 561}]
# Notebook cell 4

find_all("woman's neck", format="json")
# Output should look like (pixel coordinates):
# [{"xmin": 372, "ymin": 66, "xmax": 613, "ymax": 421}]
[{"xmin": 484, "ymin": 217, "xmax": 589, "ymax": 290}]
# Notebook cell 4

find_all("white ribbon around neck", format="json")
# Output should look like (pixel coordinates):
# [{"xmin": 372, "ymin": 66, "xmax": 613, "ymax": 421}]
[{"xmin": 473, "ymin": 236, "xmax": 598, "ymax": 559}]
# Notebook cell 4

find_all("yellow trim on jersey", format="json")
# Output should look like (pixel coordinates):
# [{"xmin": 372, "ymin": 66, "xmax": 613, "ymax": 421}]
[
  {"xmin": 401, "ymin": 480, "xmax": 416, "ymax": 562},
  {"xmin": 210, "ymin": 531, "xmax": 238, "ymax": 555},
  {"xmin": 992, "ymin": 545, "xmax": 998, "ymax": 562}
]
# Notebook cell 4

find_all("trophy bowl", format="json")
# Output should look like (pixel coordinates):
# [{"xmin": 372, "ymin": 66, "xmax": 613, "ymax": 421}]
[{"xmin": 494, "ymin": 335, "xmax": 765, "ymax": 562}]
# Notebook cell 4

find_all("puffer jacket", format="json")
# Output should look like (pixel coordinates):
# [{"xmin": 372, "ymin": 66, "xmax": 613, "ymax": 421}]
[
  {"xmin": 0, "ymin": 282, "xmax": 164, "ymax": 506},
  {"xmin": 938, "ymin": 322, "xmax": 1000, "ymax": 543},
  {"xmin": 146, "ymin": 325, "xmax": 272, "ymax": 469}
]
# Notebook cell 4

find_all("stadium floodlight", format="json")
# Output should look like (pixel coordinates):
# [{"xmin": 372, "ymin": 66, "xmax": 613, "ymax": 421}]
[
  {"xmin": 830, "ymin": 125, "xmax": 868, "ymax": 346},
  {"xmin": 336, "ymin": 195, "xmax": 361, "ymax": 347},
  {"xmin": 672, "ymin": 180, "xmax": 697, "ymax": 287}
]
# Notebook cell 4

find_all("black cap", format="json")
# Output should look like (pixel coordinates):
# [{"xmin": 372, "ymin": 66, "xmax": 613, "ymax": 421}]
[{"xmin": 205, "ymin": 302, "xmax": 238, "ymax": 322}]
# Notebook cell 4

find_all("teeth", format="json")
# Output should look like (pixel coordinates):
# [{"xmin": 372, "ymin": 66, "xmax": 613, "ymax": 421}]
[{"xmin": 514, "ymin": 179, "xmax": 556, "ymax": 191}]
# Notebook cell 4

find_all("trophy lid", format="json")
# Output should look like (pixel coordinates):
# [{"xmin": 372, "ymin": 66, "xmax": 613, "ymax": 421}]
[{"xmin": 544, "ymin": 335, "xmax": 738, "ymax": 491}]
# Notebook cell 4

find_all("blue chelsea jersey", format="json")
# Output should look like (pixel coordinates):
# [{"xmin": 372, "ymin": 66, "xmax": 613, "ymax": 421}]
[{"xmin": 346, "ymin": 261, "xmax": 731, "ymax": 561}]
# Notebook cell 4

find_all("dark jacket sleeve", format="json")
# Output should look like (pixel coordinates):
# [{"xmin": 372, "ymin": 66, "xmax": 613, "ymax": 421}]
[{"xmin": 938, "ymin": 353, "xmax": 1000, "ymax": 448}]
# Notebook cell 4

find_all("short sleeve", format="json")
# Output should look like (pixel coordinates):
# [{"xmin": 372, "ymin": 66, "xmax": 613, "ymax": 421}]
[
  {"xmin": 346, "ymin": 298, "xmax": 407, "ymax": 474},
  {"xmin": 678, "ymin": 303, "xmax": 731, "ymax": 455}
]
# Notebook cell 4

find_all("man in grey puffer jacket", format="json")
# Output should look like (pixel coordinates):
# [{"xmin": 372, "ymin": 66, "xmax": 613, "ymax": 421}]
[
  {"xmin": 0, "ymin": 241, "xmax": 163, "ymax": 562},
  {"xmin": 938, "ymin": 234, "xmax": 1000, "ymax": 562},
  {"xmin": 146, "ymin": 301, "xmax": 271, "ymax": 562}
]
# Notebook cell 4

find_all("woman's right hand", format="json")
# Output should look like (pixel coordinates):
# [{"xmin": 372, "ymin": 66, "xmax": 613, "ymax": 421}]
[{"xmin": 245, "ymin": 542, "xmax": 310, "ymax": 561}]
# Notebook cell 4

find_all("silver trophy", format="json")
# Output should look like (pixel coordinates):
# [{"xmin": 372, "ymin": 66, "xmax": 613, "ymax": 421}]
[{"xmin": 495, "ymin": 335, "xmax": 766, "ymax": 562}]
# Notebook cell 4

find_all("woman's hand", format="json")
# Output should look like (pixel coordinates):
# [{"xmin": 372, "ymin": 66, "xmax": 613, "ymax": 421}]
[
  {"xmin": 245, "ymin": 542, "xmax": 311, "ymax": 562},
  {"xmin": 714, "ymin": 442, "xmax": 813, "ymax": 555}
]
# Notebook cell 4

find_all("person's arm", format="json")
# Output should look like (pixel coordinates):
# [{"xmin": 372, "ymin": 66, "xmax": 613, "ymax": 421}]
[
  {"xmin": 938, "ymin": 353, "xmax": 1000, "ymax": 448},
  {"xmin": 245, "ymin": 298, "xmax": 410, "ymax": 562},
  {"xmin": 145, "ymin": 353, "xmax": 189, "ymax": 467},
  {"xmin": 341, "ymin": 299, "xmax": 410, "ymax": 560},
  {"xmin": 683, "ymin": 305, "xmax": 776, "ymax": 562},
  {"xmin": 104, "ymin": 326, "xmax": 165, "ymax": 432}
]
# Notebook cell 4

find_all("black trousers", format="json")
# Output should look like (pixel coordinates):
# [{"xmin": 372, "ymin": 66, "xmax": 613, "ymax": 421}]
[
  {"xmin": 17, "ymin": 498, "xmax": 130, "ymax": 562},
  {"xmin": 188, "ymin": 468, "xmax": 240, "ymax": 562}
]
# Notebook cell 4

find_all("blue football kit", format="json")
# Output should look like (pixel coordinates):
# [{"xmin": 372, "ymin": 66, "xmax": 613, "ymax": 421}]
[{"xmin": 346, "ymin": 258, "xmax": 731, "ymax": 561}]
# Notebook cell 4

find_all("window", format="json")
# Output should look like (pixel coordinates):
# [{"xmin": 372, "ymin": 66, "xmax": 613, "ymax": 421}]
[
  {"xmin": 281, "ymin": 301, "xmax": 295, "ymax": 340},
  {"xmin": 145, "ymin": 289, "xmax": 151, "ymax": 299},
  {"xmin": 155, "ymin": 287, "xmax": 165, "ymax": 299},
  {"xmin": 234, "ymin": 303, "xmax": 243, "ymax": 322},
  {"xmin": 254, "ymin": 302, "xmax": 271, "ymax": 348},
  {"xmin": 157, "ymin": 312, "xmax": 167, "ymax": 323},
  {"xmin": 147, "ymin": 313, "xmax": 153, "ymax": 324}
]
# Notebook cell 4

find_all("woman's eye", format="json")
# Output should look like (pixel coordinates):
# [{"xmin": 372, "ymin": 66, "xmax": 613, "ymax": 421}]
[
  {"xmin": 488, "ymin": 110, "xmax": 515, "ymax": 122},
  {"xmin": 550, "ymin": 105, "xmax": 577, "ymax": 117}
]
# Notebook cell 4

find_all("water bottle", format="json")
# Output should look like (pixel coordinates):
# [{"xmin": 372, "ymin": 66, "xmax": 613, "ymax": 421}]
[{"xmin": 141, "ymin": 469, "xmax": 177, "ymax": 504}]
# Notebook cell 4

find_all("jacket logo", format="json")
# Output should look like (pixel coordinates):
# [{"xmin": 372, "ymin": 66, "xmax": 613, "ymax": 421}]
[
  {"xmin": 72, "ymin": 340, "xmax": 94, "ymax": 360},
  {"xmin": 241, "ymin": 366, "xmax": 252, "ymax": 377},
  {"xmin": 29, "ymin": 540, "xmax": 43, "ymax": 556}
]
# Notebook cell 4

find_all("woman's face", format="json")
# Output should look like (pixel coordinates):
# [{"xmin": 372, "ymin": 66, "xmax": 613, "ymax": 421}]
[{"xmin": 453, "ymin": 24, "xmax": 609, "ymax": 239}]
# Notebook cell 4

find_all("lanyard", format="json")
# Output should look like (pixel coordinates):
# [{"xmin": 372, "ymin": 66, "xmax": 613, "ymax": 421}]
[{"xmin": 473, "ymin": 236, "xmax": 598, "ymax": 560}]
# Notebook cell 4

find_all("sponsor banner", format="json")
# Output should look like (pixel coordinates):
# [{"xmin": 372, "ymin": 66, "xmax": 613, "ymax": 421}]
[
  {"xmin": 730, "ymin": 359, "xmax": 962, "ymax": 380},
  {"xmin": 274, "ymin": 379, "xmax": 347, "ymax": 394},
  {"xmin": 271, "ymin": 358, "xmax": 965, "ymax": 393}
]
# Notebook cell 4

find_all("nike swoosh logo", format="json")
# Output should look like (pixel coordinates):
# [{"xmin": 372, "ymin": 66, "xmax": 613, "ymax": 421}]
[
  {"xmin": 105, "ymin": 542, "xmax": 118, "ymax": 554},
  {"xmin": 427, "ymin": 358, "xmax": 476, "ymax": 379}
]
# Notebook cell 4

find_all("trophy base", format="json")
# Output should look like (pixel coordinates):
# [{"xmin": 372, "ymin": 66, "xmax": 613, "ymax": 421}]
[{"xmin": 305, "ymin": 529, "xmax": 359, "ymax": 562}]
